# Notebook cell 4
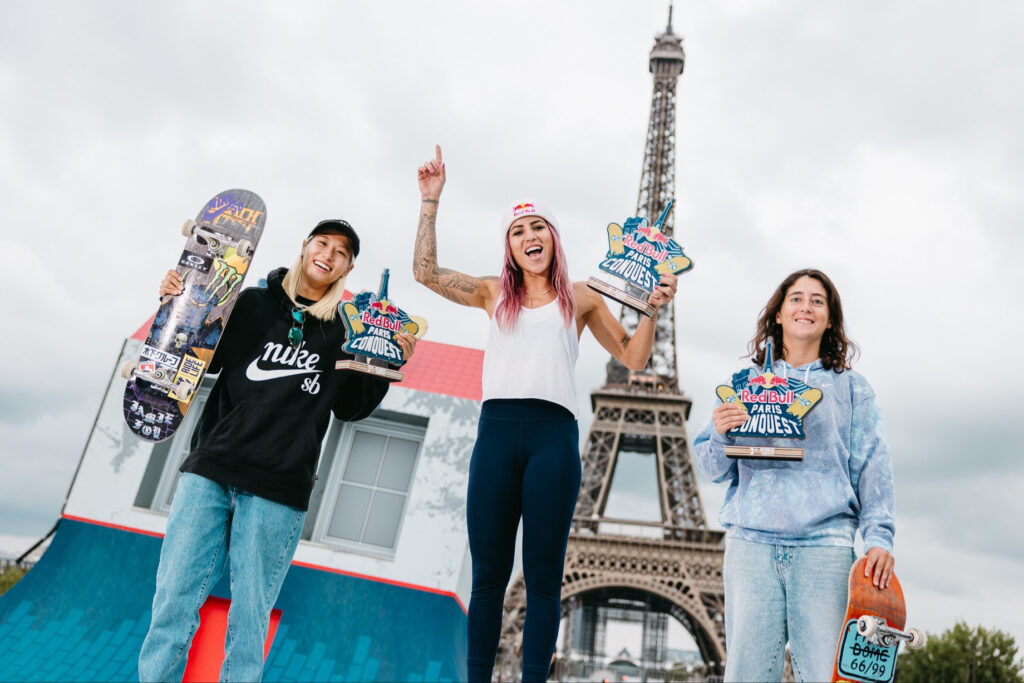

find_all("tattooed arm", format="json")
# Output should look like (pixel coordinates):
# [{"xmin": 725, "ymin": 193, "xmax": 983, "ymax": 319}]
[{"xmin": 413, "ymin": 145, "xmax": 497, "ymax": 312}]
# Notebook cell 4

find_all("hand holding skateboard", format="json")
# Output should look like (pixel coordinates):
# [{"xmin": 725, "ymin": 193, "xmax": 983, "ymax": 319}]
[
  {"xmin": 159, "ymin": 270, "xmax": 185, "ymax": 298},
  {"xmin": 863, "ymin": 546, "xmax": 895, "ymax": 590}
]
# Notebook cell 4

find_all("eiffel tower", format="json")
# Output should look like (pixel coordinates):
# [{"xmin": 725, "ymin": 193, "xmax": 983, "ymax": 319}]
[{"xmin": 496, "ymin": 7, "xmax": 726, "ymax": 680}]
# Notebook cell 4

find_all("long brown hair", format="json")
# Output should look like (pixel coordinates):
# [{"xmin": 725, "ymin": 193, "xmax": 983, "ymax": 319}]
[{"xmin": 748, "ymin": 268, "xmax": 858, "ymax": 372}]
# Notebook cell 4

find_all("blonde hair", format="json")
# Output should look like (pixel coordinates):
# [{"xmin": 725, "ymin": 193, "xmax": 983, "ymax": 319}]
[{"xmin": 280, "ymin": 253, "xmax": 350, "ymax": 321}]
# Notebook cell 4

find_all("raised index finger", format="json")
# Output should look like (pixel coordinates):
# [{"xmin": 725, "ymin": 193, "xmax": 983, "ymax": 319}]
[{"xmin": 434, "ymin": 144, "xmax": 443, "ymax": 164}]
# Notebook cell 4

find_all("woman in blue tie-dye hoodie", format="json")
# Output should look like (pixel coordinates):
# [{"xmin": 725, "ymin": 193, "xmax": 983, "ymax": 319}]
[{"xmin": 693, "ymin": 268, "xmax": 895, "ymax": 683}]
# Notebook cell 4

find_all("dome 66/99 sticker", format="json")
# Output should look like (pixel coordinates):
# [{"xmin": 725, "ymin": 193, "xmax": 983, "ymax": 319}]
[{"xmin": 837, "ymin": 619, "xmax": 897, "ymax": 683}]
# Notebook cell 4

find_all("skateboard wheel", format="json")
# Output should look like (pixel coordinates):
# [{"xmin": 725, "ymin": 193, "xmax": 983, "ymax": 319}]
[
  {"xmin": 236, "ymin": 239, "xmax": 253, "ymax": 259},
  {"xmin": 174, "ymin": 381, "xmax": 195, "ymax": 402},
  {"xmin": 120, "ymin": 360, "xmax": 137, "ymax": 380},
  {"xmin": 857, "ymin": 615, "xmax": 878, "ymax": 639},
  {"xmin": 182, "ymin": 219, "xmax": 197, "ymax": 237},
  {"xmin": 907, "ymin": 628, "xmax": 925, "ymax": 649}
]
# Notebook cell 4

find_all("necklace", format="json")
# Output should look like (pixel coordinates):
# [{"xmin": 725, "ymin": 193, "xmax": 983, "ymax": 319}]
[{"xmin": 526, "ymin": 288, "xmax": 552, "ymax": 307}]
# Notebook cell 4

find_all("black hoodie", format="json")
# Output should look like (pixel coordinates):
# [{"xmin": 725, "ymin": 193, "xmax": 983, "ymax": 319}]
[{"xmin": 180, "ymin": 268, "xmax": 389, "ymax": 509}]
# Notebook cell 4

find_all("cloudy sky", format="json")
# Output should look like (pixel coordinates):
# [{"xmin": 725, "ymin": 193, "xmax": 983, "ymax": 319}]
[{"xmin": 2, "ymin": 0, "xmax": 1022, "ymax": 656}]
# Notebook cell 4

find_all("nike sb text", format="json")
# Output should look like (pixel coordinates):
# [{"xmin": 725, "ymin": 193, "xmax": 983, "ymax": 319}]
[
  {"xmin": 244, "ymin": 340, "xmax": 323, "ymax": 382},
  {"xmin": 260, "ymin": 340, "xmax": 320, "ymax": 370}
]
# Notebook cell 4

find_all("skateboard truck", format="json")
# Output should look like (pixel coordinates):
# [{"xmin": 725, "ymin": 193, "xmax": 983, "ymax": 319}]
[
  {"xmin": 857, "ymin": 615, "xmax": 926, "ymax": 649},
  {"xmin": 182, "ymin": 219, "xmax": 253, "ymax": 259},
  {"xmin": 121, "ymin": 362, "xmax": 196, "ymax": 402}
]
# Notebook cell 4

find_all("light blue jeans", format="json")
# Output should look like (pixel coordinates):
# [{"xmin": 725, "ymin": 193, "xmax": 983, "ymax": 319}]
[
  {"xmin": 723, "ymin": 537, "xmax": 854, "ymax": 683},
  {"xmin": 139, "ymin": 473, "xmax": 305, "ymax": 683}
]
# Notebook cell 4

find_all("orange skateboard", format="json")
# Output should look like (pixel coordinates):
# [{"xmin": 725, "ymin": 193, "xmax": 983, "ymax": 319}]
[{"xmin": 831, "ymin": 556, "xmax": 924, "ymax": 682}]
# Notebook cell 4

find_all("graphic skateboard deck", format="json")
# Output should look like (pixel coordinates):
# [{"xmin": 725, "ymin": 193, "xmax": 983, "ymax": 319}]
[
  {"xmin": 831, "ymin": 556, "xmax": 924, "ymax": 682},
  {"xmin": 122, "ymin": 189, "xmax": 266, "ymax": 442}
]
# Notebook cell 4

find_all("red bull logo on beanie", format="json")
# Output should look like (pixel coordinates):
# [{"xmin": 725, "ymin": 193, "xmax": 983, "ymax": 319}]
[
  {"xmin": 512, "ymin": 202, "xmax": 537, "ymax": 218},
  {"xmin": 502, "ymin": 200, "xmax": 558, "ymax": 234}
]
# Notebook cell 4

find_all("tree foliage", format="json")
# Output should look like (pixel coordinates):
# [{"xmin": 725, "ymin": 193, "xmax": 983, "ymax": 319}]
[
  {"xmin": 896, "ymin": 621, "xmax": 1023, "ymax": 683},
  {"xmin": 0, "ymin": 565, "xmax": 28, "ymax": 596}
]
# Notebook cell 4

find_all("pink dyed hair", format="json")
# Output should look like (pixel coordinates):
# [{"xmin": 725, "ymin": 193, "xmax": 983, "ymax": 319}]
[{"xmin": 495, "ymin": 220, "xmax": 576, "ymax": 331}]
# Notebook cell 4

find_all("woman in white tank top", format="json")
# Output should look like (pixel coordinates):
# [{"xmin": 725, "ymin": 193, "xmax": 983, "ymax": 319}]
[{"xmin": 412, "ymin": 145, "xmax": 677, "ymax": 683}]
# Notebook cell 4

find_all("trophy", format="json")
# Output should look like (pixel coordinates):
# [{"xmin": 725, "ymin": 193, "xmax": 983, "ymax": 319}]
[
  {"xmin": 336, "ymin": 268, "xmax": 427, "ymax": 382},
  {"xmin": 586, "ymin": 198, "xmax": 694, "ymax": 317},
  {"xmin": 716, "ymin": 340, "xmax": 823, "ymax": 460}
]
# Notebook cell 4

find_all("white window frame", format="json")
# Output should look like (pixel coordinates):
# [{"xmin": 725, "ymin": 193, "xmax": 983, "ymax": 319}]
[
  {"xmin": 148, "ymin": 383, "xmax": 213, "ymax": 514},
  {"xmin": 309, "ymin": 416, "xmax": 424, "ymax": 559}
]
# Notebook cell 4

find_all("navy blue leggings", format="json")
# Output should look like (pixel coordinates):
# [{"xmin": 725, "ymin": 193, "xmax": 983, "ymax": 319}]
[{"xmin": 466, "ymin": 399, "xmax": 581, "ymax": 683}]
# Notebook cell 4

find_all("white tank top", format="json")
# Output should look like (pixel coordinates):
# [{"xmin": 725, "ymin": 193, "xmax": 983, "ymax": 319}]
[{"xmin": 481, "ymin": 298, "xmax": 580, "ymax": 418}]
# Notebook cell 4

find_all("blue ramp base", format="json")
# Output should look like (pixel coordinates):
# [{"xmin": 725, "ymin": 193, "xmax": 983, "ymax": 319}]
[{"xmin": 0, "ymin": 518, "xmax": 466, "ymax": 682}]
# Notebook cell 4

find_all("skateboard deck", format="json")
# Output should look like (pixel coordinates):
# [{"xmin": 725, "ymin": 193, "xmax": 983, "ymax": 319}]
[
  {"xmin": 122, "ymin": 189, "xmax": 266, "ymax": 442},
  {"xmin": 832, "ymin": 556, "xmax": 924, "ymax": 682}
]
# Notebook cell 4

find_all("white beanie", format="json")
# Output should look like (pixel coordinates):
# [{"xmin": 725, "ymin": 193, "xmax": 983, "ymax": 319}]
[{"xmin": 500, "ymin": 200, "xmax": 559, "ymax": 234}]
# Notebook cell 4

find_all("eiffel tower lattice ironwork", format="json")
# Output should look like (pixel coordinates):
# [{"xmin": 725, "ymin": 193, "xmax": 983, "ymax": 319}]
[{"xmin": 495, "ymin": 7, "xmax": 727, "ymax": 680}]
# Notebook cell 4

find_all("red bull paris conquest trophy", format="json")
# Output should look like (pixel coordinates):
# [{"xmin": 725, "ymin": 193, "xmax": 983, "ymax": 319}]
[
  {"xmin": 715, "ymin": 340, "xmax": 824, "ymax": 460},
  {"xmin": 336, "ymin": 268, "xmax": 427, "ymax": 382},
  {"xmin": 586, "ymin": 199, "xmax": 694, "ymax": 317}
]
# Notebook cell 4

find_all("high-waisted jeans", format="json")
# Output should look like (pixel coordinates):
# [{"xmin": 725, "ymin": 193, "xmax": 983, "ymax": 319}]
[
  {"xmin": 138, "ymin": 473, "xmax": 305, "ymax": 683},
  {"xmin": 723, "ymin": 537, "xmax": 854, "ymax": 682}
]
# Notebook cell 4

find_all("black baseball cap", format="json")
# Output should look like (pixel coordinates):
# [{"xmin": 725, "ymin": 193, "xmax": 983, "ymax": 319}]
[{"xmin": 307, "ymin": 219, "xmax": 360, "ymax": 258}]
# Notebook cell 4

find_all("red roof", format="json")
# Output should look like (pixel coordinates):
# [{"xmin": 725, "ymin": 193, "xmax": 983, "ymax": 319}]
[
  {"xmin": 395, "ymin": 339, "xmax": 483, "ymax": 401},
  {"xmin": 129, "ymin": 309, "xmax": 483, "ymax": 402},
  {"xmin": 131, "ymin": 314, "xmax": 156, "ymax": 341}
]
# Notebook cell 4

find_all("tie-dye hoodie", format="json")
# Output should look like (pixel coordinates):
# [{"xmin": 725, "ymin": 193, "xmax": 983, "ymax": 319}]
[{"xmin": 692, "ymin": 358, "xmax": 895, "ymax": 553}]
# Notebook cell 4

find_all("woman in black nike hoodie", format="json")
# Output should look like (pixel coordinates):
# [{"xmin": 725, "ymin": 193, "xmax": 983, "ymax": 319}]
[{"xmin": 139, "ymin": 219, "xmax": 417, "ymax": 683}]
